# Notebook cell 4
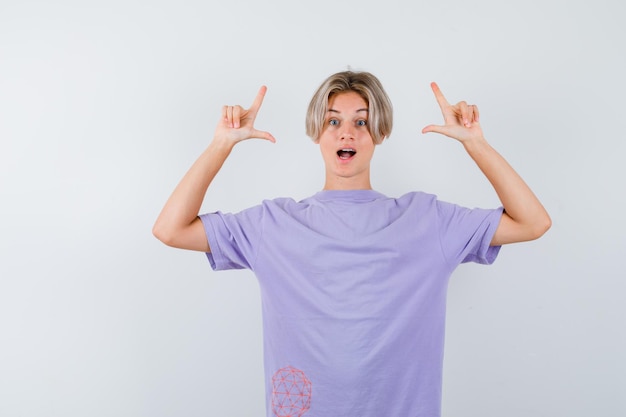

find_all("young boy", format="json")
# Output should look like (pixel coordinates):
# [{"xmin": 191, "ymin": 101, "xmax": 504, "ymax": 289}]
[{"xmin": 153, "ymin": 71, "xmax": 551, "ymax": 417}]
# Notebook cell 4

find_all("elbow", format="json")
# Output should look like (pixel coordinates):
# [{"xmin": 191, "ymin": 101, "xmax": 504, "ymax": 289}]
[
  {"xmin": 152, "ymin": 222, "xmax": 175, "ymax": 247},
  {"xmin": 152, "ymin": 217, "xmax": 208, "ymax": 252},
  {"xmin": 495, "ymin": 210, "xmax": 552, "ymax": 245},
  {"xmin": 531, "ymin": 212, "xmax": 552, "ymax": 240},
  {"xmin": 540, "ymin": 210, "xmax": 552, "ymax": 235}
]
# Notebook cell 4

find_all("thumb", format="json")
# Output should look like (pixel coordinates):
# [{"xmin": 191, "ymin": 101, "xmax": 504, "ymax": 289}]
[
  {"xmin": 252, "ymin": 129, "xmax": 277, "ymax": 143},
  {"xmin": 421, "ymin": 124, "xmax": 446, "ymax": 135}
]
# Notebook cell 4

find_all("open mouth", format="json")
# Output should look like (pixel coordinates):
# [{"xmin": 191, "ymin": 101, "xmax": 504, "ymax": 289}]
[{"xmin": 337, "ymin": 148, "xmax": 356, "ymax": 160}]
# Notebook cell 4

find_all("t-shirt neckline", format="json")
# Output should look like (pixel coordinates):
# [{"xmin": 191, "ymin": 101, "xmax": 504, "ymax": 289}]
[{"xmin": 313, "ymin": 189, "xmax": 387, "ymax": 202}]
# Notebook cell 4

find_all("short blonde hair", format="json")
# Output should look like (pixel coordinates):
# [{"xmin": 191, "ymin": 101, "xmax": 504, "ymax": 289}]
[{"xmin": 306, "ymin": 71, "xmax": 393, "ymax": 144}]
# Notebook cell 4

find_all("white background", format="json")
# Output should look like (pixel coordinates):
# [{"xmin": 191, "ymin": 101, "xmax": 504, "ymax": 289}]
[{"xmin": 1, "ymin": 0, "xmax": 624, "ymax": 416}]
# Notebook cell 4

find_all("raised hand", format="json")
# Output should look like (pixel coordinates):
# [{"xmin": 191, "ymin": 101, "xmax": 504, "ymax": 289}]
[
  {"xmin": 214, "ymin": 86, "xmax": 276, "ymax": 144},
  {"xmin": 421, "ymin": 82, "xmax": 484, "ymax": 144},
  {"xmin": 153, "ymin": 85, "xmax": 276, "ymax": 252}
]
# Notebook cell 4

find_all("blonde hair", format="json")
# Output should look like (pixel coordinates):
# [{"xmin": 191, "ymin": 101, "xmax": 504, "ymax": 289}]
[{"xmin": 306, "ymin": 71, "xmax": 393, "ymax": 144}]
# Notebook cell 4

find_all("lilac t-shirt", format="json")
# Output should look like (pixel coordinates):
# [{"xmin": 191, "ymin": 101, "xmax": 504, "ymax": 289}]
[{"xmin": 200, "ymin": 190, "xmax": 503, "ymax": 417}]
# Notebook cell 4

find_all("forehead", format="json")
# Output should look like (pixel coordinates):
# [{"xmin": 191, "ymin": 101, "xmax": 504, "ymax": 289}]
[{"xmin": 327, "ymin": 91, "xmax": 368, "ymax": 111}]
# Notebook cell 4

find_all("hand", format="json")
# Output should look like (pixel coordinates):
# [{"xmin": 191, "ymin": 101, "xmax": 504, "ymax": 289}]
[
  {"xmin": 421, "ymin": 82, "xmax": 484, "ymax": 144},
  {"xmin": 214, "ymin": 86, "xmax": 276, "ymax": 145}
]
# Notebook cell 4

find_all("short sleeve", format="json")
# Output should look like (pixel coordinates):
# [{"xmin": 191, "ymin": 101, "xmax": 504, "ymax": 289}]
[
  {"xmin": 436, "ymin": 201, "xmax": 504, "ymax": 266},
  {"xmin": 199, "ymin": 205, "xmax": 264, "ymax": 271}
]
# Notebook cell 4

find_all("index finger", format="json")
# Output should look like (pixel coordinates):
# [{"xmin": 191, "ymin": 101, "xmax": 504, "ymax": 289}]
[
  {"xmin": 430, "ymin": 82, "xmax": 450, "ymax": 109},
  {"xmin": 249, "ymin": 85, "xmax": 268, "ymax": 114}
]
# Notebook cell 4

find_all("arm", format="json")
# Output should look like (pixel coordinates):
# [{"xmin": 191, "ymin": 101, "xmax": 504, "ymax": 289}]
[
  {"xmin": 422, "ymin": 82, "xmax": 551, "ymax": 246},
  {"xmin": 152, "ymin": 86, "xmax": 276, "ymax": 251}
]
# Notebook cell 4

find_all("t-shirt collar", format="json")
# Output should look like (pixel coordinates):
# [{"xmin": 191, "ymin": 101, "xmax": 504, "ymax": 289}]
[{"xmin": 313, "ymin": 189, "xmax": 387, "ymax": 202}]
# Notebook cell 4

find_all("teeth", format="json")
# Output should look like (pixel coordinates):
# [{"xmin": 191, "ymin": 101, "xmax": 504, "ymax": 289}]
[{"xmin": 337, "ymin": 148, "xmax": 356, "ymax": 160}]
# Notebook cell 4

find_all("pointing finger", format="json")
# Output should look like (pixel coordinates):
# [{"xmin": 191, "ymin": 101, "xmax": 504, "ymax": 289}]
[
  {"xmin": 430, "ymin": 82, "xmax": 450, "ymax": 109},
  {"xmin": 249, "ymin": 85, "xmax": 268, "ymax": 115}
]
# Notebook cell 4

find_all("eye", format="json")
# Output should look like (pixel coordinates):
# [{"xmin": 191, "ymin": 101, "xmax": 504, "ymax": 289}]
[
  {"xmin": 356, "ymin": 119, "xmax": 367, "ymax": 127},
  {"xmin": 328, "ymin": 118, "xmax": 339, "ymax": 126}
]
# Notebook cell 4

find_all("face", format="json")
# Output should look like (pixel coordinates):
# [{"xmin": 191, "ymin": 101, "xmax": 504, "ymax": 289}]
[{"xmin": 317, "ymin": 91, "xmax": 376, "ymax": 190}]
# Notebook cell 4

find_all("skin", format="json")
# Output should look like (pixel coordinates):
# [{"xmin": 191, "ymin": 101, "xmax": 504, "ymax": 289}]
[
  {"xmin": 152, "ymin": 86, "xmax": 275, "ymax": 252},
  {"xmin": 317, "ymin": 91, "xmax": 375, "ymax": 190},
  {"xmin": 421, "ymin": 82, "xmax": 551, "ymax": 245},
  {"xmin": 152, "ymin": 82, "xmax": 551, "ymax": 252}
]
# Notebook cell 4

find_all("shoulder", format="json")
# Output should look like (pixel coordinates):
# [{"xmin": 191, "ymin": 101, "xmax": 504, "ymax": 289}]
[
  {"xmin": 395, "ymin": 191, "xmax": 439, "ymax": 209},
  {"xmin": 261, "ymin": 196, "xmax": 307, "ymax": 209},
  {"xmin": 397, "ymin": 190, "xmax": 437, "ymax": 201},
  {"xmin": 394, "ymin": 192, "xmax": 493, "ymax": 222},
  {"xmin": 254, "ymin": 196, "xmax": 317, "ymax": 218},
  {"xmin": 202, "ymin": 196, "xmax": 312, "ymax": 220}
]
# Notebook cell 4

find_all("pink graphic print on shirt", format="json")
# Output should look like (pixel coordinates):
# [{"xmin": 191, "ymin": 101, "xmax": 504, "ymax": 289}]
[{"xmin": 271, "ymin": 366, "xmax": 312, "ymax": 417}]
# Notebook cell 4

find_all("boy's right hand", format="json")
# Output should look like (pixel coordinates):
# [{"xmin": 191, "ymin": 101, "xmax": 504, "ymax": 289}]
[{"xmin": 214, "ymin": 86, "xmax": 276, "ymax": 145}]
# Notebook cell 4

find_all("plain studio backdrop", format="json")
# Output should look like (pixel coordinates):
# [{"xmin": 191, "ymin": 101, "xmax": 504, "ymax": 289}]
[{"xmin": 1, "ymin": 0, "xmax": 624, "ymax": 416}]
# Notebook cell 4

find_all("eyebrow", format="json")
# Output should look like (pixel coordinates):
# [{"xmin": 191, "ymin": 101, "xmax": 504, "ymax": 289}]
[{"xmin": 327, "ymin": 108, "xmax": 369, "ymax": 113}]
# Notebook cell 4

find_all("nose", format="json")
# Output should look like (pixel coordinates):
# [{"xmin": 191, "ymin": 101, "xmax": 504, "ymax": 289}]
[{"xmin": 340, "ymin": 125, "xmax": 355, "ymax": 140}]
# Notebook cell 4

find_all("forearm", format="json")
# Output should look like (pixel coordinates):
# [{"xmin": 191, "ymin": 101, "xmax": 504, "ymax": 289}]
[
  {"xmin": 152, "ymin": 86, "xmax": 273, "ymax": 250},
  {"xmin": 463, "ymin": 137, "xmax": 551, "ymax": 242},
  {"xmin": 152, "ymin": 138, "xmax": 233, "ymax": 245},
  {"xmin": 421, "ymin": 82, "xmax": 551, "ymax": 244}
]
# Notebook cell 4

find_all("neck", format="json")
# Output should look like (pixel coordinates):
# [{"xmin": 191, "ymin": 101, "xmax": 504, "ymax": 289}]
[{"xmin": 323, "ymin": 175, "xmax": 372, "ymax": 191}]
